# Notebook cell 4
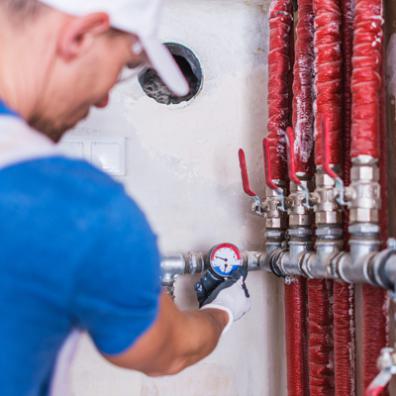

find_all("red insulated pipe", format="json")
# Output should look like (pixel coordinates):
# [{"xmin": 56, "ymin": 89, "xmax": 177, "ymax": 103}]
[
  {"xmin": 268, "ymin": 3, "xmax": 309, "ymax": 396},
  {"xmin": 351, "ymin": 0, "xmax": 383, "ymax": 158},
  {"xmin": 362, "ymin": 285, "xmax": 389, "ymax": 393},
  {"xmin": 333, "ymin": 1, "xmax": 355, "ymax": 395},
  {"xmin": 333, "ymin": 282, "xmax": 355, "ymax": 396},
  {"xmin": 284, "ymin": 278, "xmax": 309, "ymax": 396},
  {"xmin": 267, "ymin": 0, "xmax": 293, "ymax": 181},
  {"xmin": 307, "ymin": 279, "xmax": 334, "ymax": 395},
  {"xmin": 313, "ymin": 0, "xmax": 343, "ymax": 166},
  {"xmin": 351, "ymin": 0, "xmax": 388, "ymax": 393},
  {"xmin": 308, "ymin": 0, "xmax": 343, "ymax": 394},
  {"xmin": 292, "ymin": 0, "xmax": 315, "ymax": 176},
  {"xmin": 288, "ymin": 4, "xmax": 315, "ymax": 392}
]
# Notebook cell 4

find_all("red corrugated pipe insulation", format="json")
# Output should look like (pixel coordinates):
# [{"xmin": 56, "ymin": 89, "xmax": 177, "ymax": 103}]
[
  {"xmin": 292, "ymin": 0, "xmax": 315, "ymax": 178},
  {"xmin": 267, "ymin": 0, "xmax": 292, "ymax": 182},
  {"xmin": 309, "ymin": 0, "xmax": 344, "ymax": 394},
  {"xmin": 268, "ymin": 2, "xmax": 306, "ymax": 396},
  {"xmin": 333, "ymin": 0, "xmax": 355, "ymax": 395},
  {"xmin": 351, "ymin": 0, "xmax": 389, "ymax": 394},
  {"xmin": 284, "ymin": 0, "xmax": 316, "ymax": 394}
]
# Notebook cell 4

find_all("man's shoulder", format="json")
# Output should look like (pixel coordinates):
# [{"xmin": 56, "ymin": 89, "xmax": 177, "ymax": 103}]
[
  {"xmin": 0, "ymin": 155, "xmax": 136, "ymax": 235},
  {"xmin": 0, "ymin": 155, "xmax": 124, "ymax": 201}
]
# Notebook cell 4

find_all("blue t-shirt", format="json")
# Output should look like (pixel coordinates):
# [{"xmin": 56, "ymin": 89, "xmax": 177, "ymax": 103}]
[{"xmin": 0, "ymin": 155, "xmax": 161, "ymax": 395}]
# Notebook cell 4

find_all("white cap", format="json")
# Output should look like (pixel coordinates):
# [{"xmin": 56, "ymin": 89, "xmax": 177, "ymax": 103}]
[{"xmin": 39, "ymin": 0, "xmax": 189, "ymax": 96}]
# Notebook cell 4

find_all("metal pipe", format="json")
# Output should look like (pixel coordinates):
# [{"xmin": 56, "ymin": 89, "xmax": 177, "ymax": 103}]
[{"xmin": 161, "ymin": 250, "xmax": 267, "ymax": 294}]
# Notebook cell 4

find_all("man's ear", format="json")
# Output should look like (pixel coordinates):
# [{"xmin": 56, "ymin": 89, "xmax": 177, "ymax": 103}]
[{"xmin": 58, "ymin": 13, "xmax": 110, "ymax": 61}]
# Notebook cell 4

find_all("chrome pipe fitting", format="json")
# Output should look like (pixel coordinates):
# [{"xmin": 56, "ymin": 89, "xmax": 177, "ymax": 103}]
[
  {"xmin": 348, "ymin": 156, "xmax": 381, "ymax": 224},
  {"xmin": 161, "ymin": 250, "xmax": 266, "ymax": 295},
  {"xmin": 288, "ymin": 180, "xmax": 314, "ymax": 227},
  {"xmin": 265, "ymin": 184, "xmax": 288, "ymax": 231},
  {"xmin": 312, "ymin": 166, "xmax": 343, "ymax": 225}
]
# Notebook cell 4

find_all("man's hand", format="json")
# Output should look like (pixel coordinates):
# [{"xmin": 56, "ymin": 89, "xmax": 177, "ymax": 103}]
[
  {"xmin": 195, "ymin": 269, "xmax": 251, "ymax": 333},
  {"xmin": 105, "ymin": 270, "xmax": 250, "ymax": 376}
]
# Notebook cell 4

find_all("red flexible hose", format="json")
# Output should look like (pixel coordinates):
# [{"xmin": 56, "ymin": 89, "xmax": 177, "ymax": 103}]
[
  {"xmin": 351, "ymin": 0, "xmax": 383, "ymax": 158},
  {"xmin": 285, "ymin": 278, "xmax": 309, "ymax": 396},
  {"xmin": 267, "ymin": 0, "xmax": 293, "ymax": 180},
  {"xmin": 292, "ymin": 0, "xmax": 315, "ymax": 176},
  {"xmin": 313, "ymin": 0, "xmax": 343, "ymax": 166},
  {"xmin": 307, "ymin": 279, "xmax": 334, "ymax": 395},
  {"xmin": 333, "ymin": 1, "xmax": 355, "ymax": 395}
]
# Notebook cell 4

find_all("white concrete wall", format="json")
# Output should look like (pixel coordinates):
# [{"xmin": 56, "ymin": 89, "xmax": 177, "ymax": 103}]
[{"xmin": 63, "ymin": 1, "xmax": 287, "ymax": 395}]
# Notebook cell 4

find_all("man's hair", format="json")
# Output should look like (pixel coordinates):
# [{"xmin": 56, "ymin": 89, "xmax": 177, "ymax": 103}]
[{"xmin": 1, "ymin": 0, "xmax": 45, "ymax": 19}]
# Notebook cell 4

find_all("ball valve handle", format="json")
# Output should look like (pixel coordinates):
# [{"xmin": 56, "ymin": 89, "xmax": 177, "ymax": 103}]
[
  {"xmin": 262, "ymin": 138, "xmax": 286, "ymax": 212},
  {"xmin": 285, "ymin": 127, "xmax": 312, "ymax": 208},
  {"xmin": 365, "ymin": 347, "xmax": 396, "ymax": 396},
  {"xmin": 321, "ymin": 116, "xmax": 348, "ymax": 206},
  {"xmin": 238, "ymin": 148, "xmax": 265, "ymax": 215},
  {"xmin": 285, "ymin": 126, "xmax": 302, "ymax": 186},
  {"xmin": 238, "ymin": 148, "xmax": 257, "ymax": 197},
  {"xmin": 263, "ymin": 138, "xmax": 284, "ymax": 191}
]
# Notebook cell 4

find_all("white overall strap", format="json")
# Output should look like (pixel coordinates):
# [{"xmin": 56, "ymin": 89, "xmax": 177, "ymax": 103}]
[
  {"xmin": 0, "ymin": 116, "xmax": 82, "ymax": 395},
  {"xmin": 0, "ymin": 116, "xmax": 58, "ymax": 167}
]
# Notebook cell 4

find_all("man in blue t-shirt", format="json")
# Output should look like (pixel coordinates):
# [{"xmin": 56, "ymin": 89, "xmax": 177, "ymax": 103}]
[{"xmin": 0, "ymin": 1, "xmax": 251, "ymax": 395}]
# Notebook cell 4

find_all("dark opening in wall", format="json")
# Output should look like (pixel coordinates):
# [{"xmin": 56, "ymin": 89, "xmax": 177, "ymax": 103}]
[{"xmin": 138, "ymin": 43, "xmax": 203, "ymax": 105}]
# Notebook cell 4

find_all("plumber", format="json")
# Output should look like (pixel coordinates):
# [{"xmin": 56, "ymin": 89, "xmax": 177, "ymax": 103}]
[{"xmin": 0, "ymin": 1, "xmax": 251, "ymax": 395}]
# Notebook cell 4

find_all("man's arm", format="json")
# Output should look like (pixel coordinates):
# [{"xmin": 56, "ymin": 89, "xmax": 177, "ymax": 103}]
[{"xmin": 105, "ymin": 292, "xmax": 229, "ymax": 376}]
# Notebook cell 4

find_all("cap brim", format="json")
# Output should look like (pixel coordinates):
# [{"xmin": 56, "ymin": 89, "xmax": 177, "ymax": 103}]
[{"xmin": 139, "ymin": 37, "xmax": 189, "ymax": 97}]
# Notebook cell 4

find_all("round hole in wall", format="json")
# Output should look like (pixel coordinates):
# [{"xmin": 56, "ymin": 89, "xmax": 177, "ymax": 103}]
[{"xmin": 138, "ymin": 43, "xmax": 203, "ymax": 105}]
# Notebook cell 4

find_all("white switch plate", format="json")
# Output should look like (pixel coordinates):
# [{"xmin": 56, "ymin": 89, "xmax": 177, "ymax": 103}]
[
  {"xmin": 91, "ymin": 139, "xmax": 126, "ymax": 176},
  {"xmin": 60, "ymin": 137, "xmax": 127, "ymax": 176}
]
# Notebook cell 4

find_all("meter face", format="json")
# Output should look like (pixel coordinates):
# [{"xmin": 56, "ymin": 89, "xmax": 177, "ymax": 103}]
[{"xmin": 209, "ymin": 243, "xmax": 242, "ymax": 277}]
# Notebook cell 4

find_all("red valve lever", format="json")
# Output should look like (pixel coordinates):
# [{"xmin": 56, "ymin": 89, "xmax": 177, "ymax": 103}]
[
  {"xmin": 238, "ymin": 149, "xmax": 257, "ymax": 197},
  {"xmin": 365, "ymin": 386, "xmax": 385, "ymax": 396},
  {"xmin": 321, "ymin": 116, "xmax": 338, "ymax": 179},
  {"xmin": 263, "ymin": 138, "xmax": 281, "ymax": 191},
  {"xmin": 286, "ymin": 126, "xmax": 302, "ymax": 185}
]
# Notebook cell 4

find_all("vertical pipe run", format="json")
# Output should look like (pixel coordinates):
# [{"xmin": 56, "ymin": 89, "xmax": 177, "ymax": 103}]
[
  {"xmin": 292, "ymin": 0, "xmax": 315, "ymax": 177},
  {"xmin": 267, "ymin": 0, "xmax": 293, "ymax": 181},
  {"xmin": 310, "ymin": 0, "xmax": 343, "ymax": 394},
  {"xmin": 351, "ymin": 0, "xmax": 383, "ymax": 159},
  {"xmin": 351, "ymin": 0, "xmax": 388, "ymax": 393},
  {"xmin": 284, "ymin": 278, "xmax": 309, "ymax": 396},
  {"xmin": 384, "ymin": 1, "xmax": 396, "ymax": 391},
  {"xmin": 333, "ymin": 1, "xmax": 355, "ymax": 395},
  {"xmin": 333, "ymin": 281, "xmax": 355, "ymax": 395},
  {"xmin": 268, "ymin": 2, "xmax": 300, "ymax": 395},
  {"xmin": 313, "ymin": 0, "xmax": 343, "ymax": 167},
  {"xmin": 286, "ymin": 0, "xmax": 316, "ymax": 394}
]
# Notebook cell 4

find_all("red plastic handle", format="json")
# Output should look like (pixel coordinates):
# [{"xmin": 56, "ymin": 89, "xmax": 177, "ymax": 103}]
[
  {"xmin": 262, "ymin": 138, "xmax": 281, "ymax": 191},
  {"xmin": 321, "ymin": 116, "xmax": 338, "ymax": 179},
  {"xmin": 238, "ymin": 149, "xmax": 257, "ymax": 197},
  {"xmin": 365, "ymin": 386, "xmax": 385, "ymax": 396},
  {"xmin": 286, "ymin": 126, "xmax": 302, "ymax": 185}
]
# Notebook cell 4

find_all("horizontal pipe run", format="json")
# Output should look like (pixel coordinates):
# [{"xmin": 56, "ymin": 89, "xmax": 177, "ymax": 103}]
[
  {"xmin": 161, "ymin": 250, "xmax": 267, "ymax": 286},
  {"xmin": 160, "ymin": 242, "xmax": 396, "ymax": 292}
]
